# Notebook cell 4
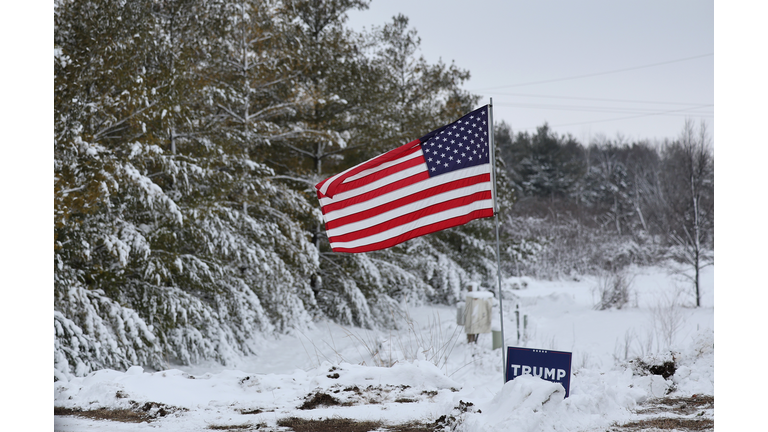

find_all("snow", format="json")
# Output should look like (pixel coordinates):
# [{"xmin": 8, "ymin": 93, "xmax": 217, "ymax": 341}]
[{"xmin": 54, "ymin": 264, "xmax": 714, "ymax": 431}]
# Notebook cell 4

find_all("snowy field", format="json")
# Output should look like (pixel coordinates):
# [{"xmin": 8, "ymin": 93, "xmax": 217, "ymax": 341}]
[{"xmin": 54, "ymin": 263, "xmax": 714, "ymax": 431}]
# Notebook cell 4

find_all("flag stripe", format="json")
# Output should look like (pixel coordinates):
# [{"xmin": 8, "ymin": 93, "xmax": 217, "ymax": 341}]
[
  {"xmin": 331, "ymin": 149, "xmax": 424, "ymax": 197},
  {"xmin": 323, "ymin": 170, "xmax": 429, "ymax": 215},
  {"xmin": 342, "ymin": 145, "xmax": 423, "ymax": 184},
  {"xmin": 319, "ymin": 139, "xmax": 421, "ymax": 198},
  {"xmin": 318, "ymin": 150, "xmax": 427, "ymax": 208},
  {"xmin": 320, "ymin": 166, "xmax": 429, "ymax": 215},
  {"xmin": 322, "ymin": 161, "xmax": 490, "ymax": 219},
  {"xmin": 325, "ymin": 175, "xmax": 492, "ymax": 232},
  {"xmin": 328, "ymin": 190, "xmax": 493, "ymax": 242},
  {"xmin": 329, "ymin": 205, "xmax": 494, "ymax": 253}
]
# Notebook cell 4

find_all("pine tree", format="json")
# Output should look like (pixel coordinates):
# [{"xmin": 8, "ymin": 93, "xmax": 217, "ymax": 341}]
[{"xmin": 55, "ymin": 0, "xmax": 322, "ymax": 378}]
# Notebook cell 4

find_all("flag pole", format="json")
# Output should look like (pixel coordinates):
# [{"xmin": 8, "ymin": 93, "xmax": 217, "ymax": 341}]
[{"xmin": 488, "ymin": 98, "xmax": 507, "ymax": 384}]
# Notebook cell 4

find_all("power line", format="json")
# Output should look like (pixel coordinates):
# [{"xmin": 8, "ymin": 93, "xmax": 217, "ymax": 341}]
[
  {"xmin": 491, "ymin": 92, "xmax": 711, "ymax": 106},
  {"xmin": 471, "ymin": 53, "xmax": 714, "ymax": 91},
  {"xmin": 494, "ymin": 101, "xmax": 714, "ymax": 117},
  {"xmin": 512, "ymin": 105, "xmax": 715, "ymax": 132}
]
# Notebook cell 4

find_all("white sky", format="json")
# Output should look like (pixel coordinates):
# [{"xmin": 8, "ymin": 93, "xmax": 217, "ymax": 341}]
[{"xmin": 347, "ymin": 0, "xmax": 714, "ymax": 144}]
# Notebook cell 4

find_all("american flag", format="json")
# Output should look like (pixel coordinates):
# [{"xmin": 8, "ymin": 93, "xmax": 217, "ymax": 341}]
[{"xmin": 315, "ymin": 105, "xmax": 495, "ymax": 253}]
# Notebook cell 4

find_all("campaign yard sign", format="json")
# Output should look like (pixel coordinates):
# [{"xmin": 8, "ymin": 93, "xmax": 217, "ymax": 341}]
[{"xmin": 506, "ymin": 347, "xmax": 573, "ymax": 398}]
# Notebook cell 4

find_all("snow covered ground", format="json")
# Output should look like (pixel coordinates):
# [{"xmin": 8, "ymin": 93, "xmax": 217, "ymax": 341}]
[{"xmin": 53, "ymin": 263, "xmax": 714, "ymax": 431}]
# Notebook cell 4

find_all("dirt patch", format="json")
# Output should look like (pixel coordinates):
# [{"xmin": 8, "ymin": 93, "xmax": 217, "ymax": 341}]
[
  {"xmin": 636, "ymin": 395, "xmax": 714, "ymax": 416},
  {"xmin": 394, "ymin": 397, "xmax": 417, "ymax": 403},
  {"xmin": 207, "ymin": 423, "xmax": 264, "ymax": 430},
  {"xmin": 277, "ymin": 417, "xmax": 383, "ymax": 432},
  {"xmin": 618, "ymin": 418, "xmax": 713, "ymax": 431},
  {"xmin": 648, "ymin": 361, "xmax": 677, "ymax": 379},
  {"xmin": 54, "ymin": 406, "xmax": 150, "ymax": 423},
  {"xmin": 614, "ymin": 394, "xmax": 714, "ymax": 431},
  {"xmin": 630, "ymin": 358, "xmax": 677, "ymax": 380},
  {"xmin": 276, "ymin": 417, "xmax": 448, "ymax": 432},
  {"xmin": 239, "ymin": 408, "xmax": 264, "ymax": 415},
  {"xmin": 54, "ymin": 400, "xmax": 185, "ymax": 423},
  {"xmin": 298, "ymin": 392, "xmax": 350, "ymax": 410},
  {"xmin": 279, "ymin": 399, "xmax": 478, "ymax": 431},
  {"xmin": 386, "ymin": 422, "xmax": 436, "ymax": 431}
]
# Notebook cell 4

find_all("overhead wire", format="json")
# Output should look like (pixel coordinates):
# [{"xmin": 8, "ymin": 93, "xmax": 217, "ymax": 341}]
[
  {"xmin": 512, "ymin": 104, "xmax": 715, "ymax": 132},
  {"xmin": 493, "ymin": 101, "xmax": 713, "ymax": 117},
  {"xmin": 489, "ymin": 92, "xmax": 710, "ymax": 107},
  {"xmin": 469, "ymin": 53, "xmax": 714, "ymax": 131},
  {"xmin": 471, "ymin": 53, "xmax": 714, "ymax": 91}
]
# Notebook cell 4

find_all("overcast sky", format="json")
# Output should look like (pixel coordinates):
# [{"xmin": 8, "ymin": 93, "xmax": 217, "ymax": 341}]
[{"xmin": 347, "ymin": 0, "xmax": 714, "ymax": 144}]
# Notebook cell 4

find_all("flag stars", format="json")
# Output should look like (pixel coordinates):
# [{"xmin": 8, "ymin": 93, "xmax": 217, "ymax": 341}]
[{"xmin": 423, "ymin": 106, "xmax": 489, "ymax": 177}]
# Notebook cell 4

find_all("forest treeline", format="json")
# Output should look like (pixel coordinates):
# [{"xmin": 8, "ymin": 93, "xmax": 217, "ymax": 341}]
[{"xmin": 54, "ymin": 0, "xmax": 713, "ymax": 379}]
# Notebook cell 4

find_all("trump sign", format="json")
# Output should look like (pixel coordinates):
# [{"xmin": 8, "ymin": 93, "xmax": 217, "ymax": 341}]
[{"xmin": 506, "ymin": 347, "xmax": 573, "ymax": 397}]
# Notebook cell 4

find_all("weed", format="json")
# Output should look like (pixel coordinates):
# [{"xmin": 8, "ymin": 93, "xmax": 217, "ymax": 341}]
[
  {"xmin": 649, "ymin": 289, "xmax": 689, "ymax": 351},
  {"xmin": 299, "ymin": 305, "xmax": 463, "ymax": 373},
  {"xmin": 594, "ymin": 270, "xmax": 634, "ymax": 310}
]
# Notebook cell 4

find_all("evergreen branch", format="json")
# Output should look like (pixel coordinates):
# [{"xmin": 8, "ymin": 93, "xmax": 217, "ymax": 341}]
[
  {"xmin": 322, "ymin": 143, "xmax": 367, "ymax": 157},
  {"xmin": 281, "ymin": 142, "xmax": 316, "ymax": 158},
  {"xmin": 93, "ymin": 102, "xmax": 157, "ymax": 141},
  {"xmin": 268, "ymin": 175, "xmax": 317, "ymax": 186},
  {"xmin": 216, "ymin": 103, "xmax": 246, "ymax": 123},
  {"xmin": 245, "ymin": 102, "xmax": 295, "ymax": 122}
]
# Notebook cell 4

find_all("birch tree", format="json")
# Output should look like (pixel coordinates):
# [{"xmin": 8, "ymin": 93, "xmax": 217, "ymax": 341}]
[{"xmin": 661, "ymin": 120, "xmax": 714, "ymax": 307}]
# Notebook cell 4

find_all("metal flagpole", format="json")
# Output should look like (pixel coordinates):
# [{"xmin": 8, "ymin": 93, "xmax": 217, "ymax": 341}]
[{"xmin": 488, "ymin": 98, "xmax": 507, "ymax": 384}]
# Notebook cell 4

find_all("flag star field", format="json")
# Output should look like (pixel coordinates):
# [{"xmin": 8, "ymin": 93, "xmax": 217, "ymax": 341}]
[{"xmin": 422, "ymin": 109, "xmax": 490, "ymax": 177}]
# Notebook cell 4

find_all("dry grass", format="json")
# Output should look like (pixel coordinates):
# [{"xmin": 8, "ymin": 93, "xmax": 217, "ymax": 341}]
[
  {"xmin": 615, "ymin": 394, "xmax": 714, "ymax": 431},
  {"xmin": 54, "ymin": 400, "xmax": 185, "ymax": 423},
  {"xmin": 277, "ymin": 417, "xmax": 383, "ymax": 432},
  {"xmin": 275, "ymin": 417, "xmax": 452, "ymax": 432},
  {"xmin": 239, "ymin": 408, "xmax": 265, "ymax": 415},
  {"xmin": 618, "ymin": 418, "xmax": 713, "ymax": 431},
  {"xmin": 207, "ymin": 423, "xmax": 261, "ymax": 430},
  {"xmin": 54, "ymin": 406, "xmax": 150, "ymax": 423},
  {"xmin": 635, "ymin": 395, "xmax": 714, "ymax": 416},
  {"xmin": 386, "ymin": 421, "xmax": 437, "ymax": 431}
]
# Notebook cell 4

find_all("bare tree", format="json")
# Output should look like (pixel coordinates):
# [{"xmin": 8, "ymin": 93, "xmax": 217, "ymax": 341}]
[{"xmin": 661, "ymin": 120, "xmax": 714, "ymax": 307}]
